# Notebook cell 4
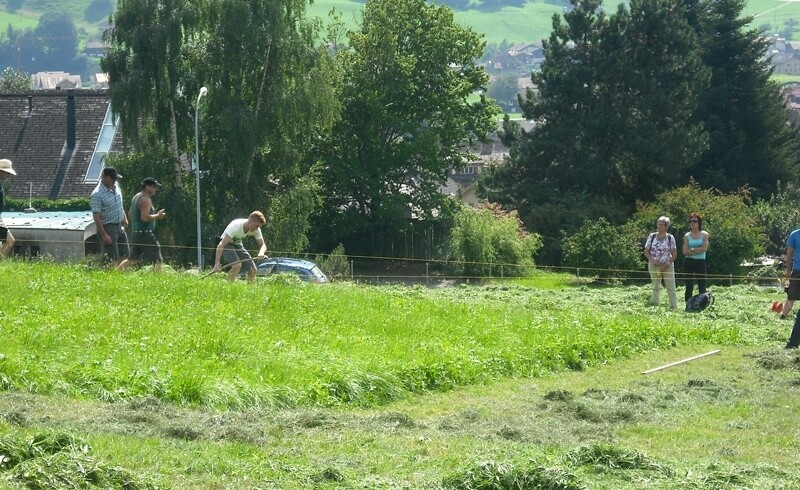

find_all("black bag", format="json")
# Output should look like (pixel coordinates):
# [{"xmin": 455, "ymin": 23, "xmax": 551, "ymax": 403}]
[{"xmin": 685, "ymin": 292, "xmax": 714, "ymax": 312}]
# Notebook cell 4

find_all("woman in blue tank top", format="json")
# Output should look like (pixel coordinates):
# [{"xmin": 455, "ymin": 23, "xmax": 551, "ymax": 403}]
[{"xmin": 682, "ymin": 213, "xmax": 709, "ymax": 303}]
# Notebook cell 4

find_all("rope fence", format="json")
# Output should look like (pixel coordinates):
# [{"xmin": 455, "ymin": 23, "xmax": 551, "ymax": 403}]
[{"xmin": 1, "ymin": 235, "xmax": 787, "ymax": 288}]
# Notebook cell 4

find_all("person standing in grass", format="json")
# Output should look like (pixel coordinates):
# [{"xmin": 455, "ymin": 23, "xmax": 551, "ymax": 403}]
[
  {"xmin": 783, "ymin": 227, "xmax": 800, "ymax": 348},
  {"xmin": 644, "ymin": 216, "xmax": 678, "ymax": 309},
  {"xmin": 90, "ymin": 166, "xmax": 129, "ymax": 266},
  {"xmin": 118, "ymin": 177, "xmax": 166, "ymax": 271},
  {"xmin": 212, "ymin": 211, "xmax": 268, "ymax": 282},
  {"xmin": 0, "ymin": 159, "xmax": 16, "ymax": 258},
  {"xmin": 682, "ymin": 213, "xmax": 709, "ymax": 303}
]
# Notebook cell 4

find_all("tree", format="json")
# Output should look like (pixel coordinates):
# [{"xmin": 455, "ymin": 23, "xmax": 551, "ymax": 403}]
[
  {"xmin": 318, "ymin": 0, "xmax": 499, "ymax": 252},
  {"xmin": 687, "ymin": 0, "xmax": 800, "ymax": 199},
  {"xmin": 35, "ymin": 12, "xmax": 78, "ymax": 62},
  {"xmin": 102, "ymin": 0, "xmax": 200, "ymax": 191},
  {"xmin": 0, "ymin": 67, "xmax": 30, "ymax": 93},
  {"xmin": 103, "ymin": 0, "xmax": 338, "ymax": 261},
  {"xmin": 487, "ymin": 72, "xmax": 520, "ymax": 112},
  {"xmin": 191, "ymin": 0, "xmax": 339, "ymax": 231},
  {"xmin": 490, "ymin": 0, "xmax": 707, "ymax": 215}
]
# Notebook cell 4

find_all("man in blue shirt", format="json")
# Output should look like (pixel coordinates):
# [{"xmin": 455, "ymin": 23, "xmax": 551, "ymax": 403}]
[
  {"xmin": 784, "ymin": 228, "xmax": 800, "ymax": 348},
  {"xmin": 90, "ymin": 166, "xmax": 129, "ymax": 266}
]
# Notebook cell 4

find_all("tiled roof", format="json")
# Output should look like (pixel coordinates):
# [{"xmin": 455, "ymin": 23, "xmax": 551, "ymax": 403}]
[{"xmin": 0, "ymin": 89, "xmax": 120, "ymax": 200}]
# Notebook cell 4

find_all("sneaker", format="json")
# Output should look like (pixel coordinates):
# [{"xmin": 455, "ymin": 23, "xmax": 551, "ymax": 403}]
[
  {"xmin": 785, "ymin": 343, "xmax": 798, "ymax": 349},
  {"xmin": 781, "ymin": 315, "xmax": 788, "ymax": 320}
]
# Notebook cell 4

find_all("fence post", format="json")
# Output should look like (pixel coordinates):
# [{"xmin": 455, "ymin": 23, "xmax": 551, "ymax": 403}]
[
  {"xmin": 577, "ymin": 268, "xmax": 580, "ymax": 279},
  {"xmin": 426, "ymin": 262, "xmax": 429, "ymax": 287},
  {"xmin": 501, "ymin": 265, "xmax": 504, "ymax": 280},
  {"xmin": 350, "ymin": 260, "xmax": 354, "ymax": 280},
  {"xmin": 729, "ymin": 274, "xmax": 733, "ymax": 287},
  {"xmin": 489, "ymin": 262, "xmax": 492, "ymax": 279}
]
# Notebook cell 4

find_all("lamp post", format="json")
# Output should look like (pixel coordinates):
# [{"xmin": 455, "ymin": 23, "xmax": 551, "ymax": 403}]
[{"xmin": 194, "ymin": 86, "xmax": 208, "ymax": 270}]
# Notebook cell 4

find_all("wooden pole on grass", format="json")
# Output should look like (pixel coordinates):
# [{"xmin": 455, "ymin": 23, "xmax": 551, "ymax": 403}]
[{"xmin": 641, "ymin": 349, "xmax": 721, "ymax": 375}]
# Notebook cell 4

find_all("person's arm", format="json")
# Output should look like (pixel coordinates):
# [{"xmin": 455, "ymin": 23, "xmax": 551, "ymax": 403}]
[
  {"xmin": 682, "ymin": 233, "xmax": 691, "ymax": 256},
  {"xmin": 670, "ymin": 236, "xmax": 678, "ymax": 262},
  {"xmin": 213, "ymin": 235, "xmax": 231, "ymax": 271},
  {"xmin": 699, "ymin": 232, "xmax": 709, "ymax": 253},
  {"xmin": 92, "ymin": 212, "xmax": 111, "ymax": 244},
  {"xmin": 643, "ymin": 235, "xmax": 654, "ymax": 264},
  {"xmin": 255, "ymin": 237, "xmax": 267, "ymax": 261},
  {"xmin": 787, "ymin": 246, "xmax": 795, "ymax": 281},
  {"xmin": 138, "ymin": 195, "xmax": 166, "ymax": 222}
]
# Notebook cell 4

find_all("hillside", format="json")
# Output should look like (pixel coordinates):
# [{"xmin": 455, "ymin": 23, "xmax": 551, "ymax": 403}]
[
  {"xmin": 3, "ymin": 0, "xmax": 800, "ymax": 47},
  {"xmin": 0, "ymin": 0, "xmax": 560, "ymax": 45}
]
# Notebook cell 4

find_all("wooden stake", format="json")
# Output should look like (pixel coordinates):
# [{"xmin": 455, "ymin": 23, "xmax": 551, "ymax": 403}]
[{"xmin": 641, "ymin": 349, "xmax": 721, "ymax": 375}]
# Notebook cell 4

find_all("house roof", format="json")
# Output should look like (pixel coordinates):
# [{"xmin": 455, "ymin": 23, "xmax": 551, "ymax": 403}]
[
  {"xmin": 0, "ymin": 89, "xmax": 121, "ymax": 200},
  {"xmin": 3, "ymin": 211, "xmax": 94, "ymax": 232}
]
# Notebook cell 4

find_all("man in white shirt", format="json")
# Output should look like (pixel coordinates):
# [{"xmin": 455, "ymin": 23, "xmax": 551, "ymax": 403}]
[{"xmin": 212, "ymin": 211, "xmax": 268, "ymax": 282}]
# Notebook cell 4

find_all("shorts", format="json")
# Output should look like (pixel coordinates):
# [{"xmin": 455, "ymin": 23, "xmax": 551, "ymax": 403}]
[
  {"xmin": 101, "ymin": 223, "xmax": 129, "ymax": 261},
  {"xmin": 222, "ymin": 243, "xmax": 256, "ymax": 273},
  {"xmin": 129, "ymin": 231, "xmax": 163, "ymax": 263},
  {"xmin": 0, "ymin": 226, "xmax": 6, "ymax": 241},
  {"xmin": 788, "ymin": 270, "xmax": 800, "ymax": 301}
]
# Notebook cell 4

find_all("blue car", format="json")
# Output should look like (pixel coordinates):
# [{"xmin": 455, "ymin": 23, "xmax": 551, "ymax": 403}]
[{"xmin": 254, "ymin": 257, "xmax": 329, "ymax": 283}]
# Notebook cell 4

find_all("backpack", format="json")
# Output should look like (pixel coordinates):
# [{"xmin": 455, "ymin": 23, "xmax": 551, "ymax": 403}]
[{"xmin": 685, "ymin": 292, "xmax": 714, "ymax": 313}]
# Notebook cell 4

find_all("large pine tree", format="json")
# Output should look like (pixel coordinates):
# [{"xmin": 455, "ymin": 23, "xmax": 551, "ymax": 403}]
[{"xmin": 686, "ymin": 0, "xmax": 800, "ymax": 197}]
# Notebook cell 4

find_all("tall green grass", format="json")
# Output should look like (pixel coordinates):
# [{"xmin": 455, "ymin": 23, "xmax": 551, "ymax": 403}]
[{"xmin": 0, "ymin": 261, "xmax": 747, "ymax": 409}]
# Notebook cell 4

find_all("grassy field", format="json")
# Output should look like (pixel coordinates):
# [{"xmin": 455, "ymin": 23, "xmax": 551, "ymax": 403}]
[{"xmin": 1, "ymin": 260, "xmax": 799, "ymax": 488}]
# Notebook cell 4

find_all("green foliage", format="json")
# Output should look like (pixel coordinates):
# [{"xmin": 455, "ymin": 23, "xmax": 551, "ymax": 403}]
[
  {"xmin": 630, "ymin": 181, "xmax": 764, "ymax": 279},
  {"xmin": 0, "ymin": 67, "xmax": 30, "ymax": 93},
  {"xmin": 689, "ymin": 0, "xmax": 800, "ymax": 199},
  {"xmin": 487, "ymin": 72, "xmax": 520, "ymax": 112},
  {"xmin": 749, "ymin": 181, "xmax": 800, "ymax": 256},
  {"xmin": 493, "ymin": 0, "xmax": 707, "ymax": 216},
  {"xmin": 562, "ymin": 218, "xmax": 642, "ymax": 280},
  {"xmin": 319, "ymin": 0, "xmax": 500, "ymax": 248},
  {"xmin": 315, "ymin": 243, "xmax": 350, "ymax": 280},
  {"xmin": 444, "ymin": 203, "xmax": 542, "ymax": 277},
  {"xmin": 4, "ymin": 196, "xmax": 89, "ymax": 211},
  {"xmin": 267, "ymin": 173, "xmax": 323, "ymax": 254}
]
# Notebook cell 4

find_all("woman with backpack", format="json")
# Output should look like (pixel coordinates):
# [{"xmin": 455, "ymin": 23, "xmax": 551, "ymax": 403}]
[
  {"xmin": 644, "ymin": 216, "xmax": 678, "ymax": 309},
  {"xmin": 682, "ymin": 213, "xmax": 709, "ymax": 303}
]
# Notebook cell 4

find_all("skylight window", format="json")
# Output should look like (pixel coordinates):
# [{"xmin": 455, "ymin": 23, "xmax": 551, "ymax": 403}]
[{"xmin": 84, "ymin": 104, "xmax": 118, "ymax": 183}]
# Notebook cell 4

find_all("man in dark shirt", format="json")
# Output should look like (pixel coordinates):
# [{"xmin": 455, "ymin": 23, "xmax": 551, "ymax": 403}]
[{"xmin": 0, "ymin": 159, "xmax": 16, "ymax": 258}]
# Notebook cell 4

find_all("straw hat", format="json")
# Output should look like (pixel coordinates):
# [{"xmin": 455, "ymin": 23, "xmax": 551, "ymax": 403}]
[{"xmin": 0, "ymin": 159, "xmax": 15, "ymax": 176}]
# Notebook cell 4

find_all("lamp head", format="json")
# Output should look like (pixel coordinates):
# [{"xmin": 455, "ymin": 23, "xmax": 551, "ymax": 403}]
[{"xmin": 199, "ymin": 86, "xmax": 208, "ymax": 97}]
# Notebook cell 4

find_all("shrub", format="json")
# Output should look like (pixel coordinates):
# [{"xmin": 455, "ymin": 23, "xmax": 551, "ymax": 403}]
[
  {"xmin": 562, "ymin": 218, "xmax": 642, "ymax": 280},
  {"xmin": 516, "ymin": 193, "xmax": 631, "ymax": 266},
  {"xmin": 444, "ymin": 202, "xmax": 542, "ymax": 277},
  {"xmin": 315, "ymin": 243, "xmax": 349, "ymax": 280},
  {"xmin": 629, "ymin": 181, "xmax": 764, "ymax": 281},
  {"xmin": 749, "ymin": 181, "xmax": 800, "ymax": 256}
]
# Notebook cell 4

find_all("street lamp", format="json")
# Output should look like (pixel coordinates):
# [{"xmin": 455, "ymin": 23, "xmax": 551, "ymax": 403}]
[{"xmin": 194, "ymin": 86, "xmax": 208, "ymax": 270}]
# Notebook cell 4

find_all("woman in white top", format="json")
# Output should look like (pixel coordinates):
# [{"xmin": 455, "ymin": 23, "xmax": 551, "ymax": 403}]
[{"xmin": 643, "ymin": 216, "xmax": 678, "ymax": 309}]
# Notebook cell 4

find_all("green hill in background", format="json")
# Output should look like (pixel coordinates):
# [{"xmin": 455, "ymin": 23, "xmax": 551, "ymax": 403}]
[
  {"xmin": 0, "ymin": 0, "xmax": 563, "ymax": 45},
  {"xmin": 3, "ymin": 0, "xmax": 800, "ymax": 46}
]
